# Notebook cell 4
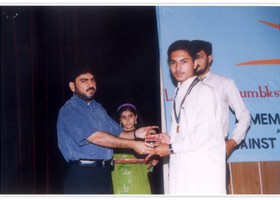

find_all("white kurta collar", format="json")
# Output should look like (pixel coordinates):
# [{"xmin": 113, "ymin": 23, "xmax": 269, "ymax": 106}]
[
  {"xmin": 177, "ymin": 76, "xmax": 198, "ymax": 91},
  {"xmin": 202, "ymin": 71, "xmax": 213, "ymax": 81}
]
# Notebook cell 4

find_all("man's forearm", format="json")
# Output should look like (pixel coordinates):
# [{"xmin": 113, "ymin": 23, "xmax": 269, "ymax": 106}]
[
  {"xmin": 87, "ymin": 131, "xmax": 135, "ymax": 149},
  {"xmin": 119, "ymin": 130, "xmax": 135, "ymax": 139}
]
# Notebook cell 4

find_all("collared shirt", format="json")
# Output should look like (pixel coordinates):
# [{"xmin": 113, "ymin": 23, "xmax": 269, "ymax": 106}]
[
  {"xmin": 201, "ymin": 71, "xmax": 251, "ymax": 144},
  {"xmin": 57, "ymin": 95, "xmax": 123, "ymax": 162},
  {"xmin": 169, "ymin": 76, "xmax": 226, "ymax": 194}
]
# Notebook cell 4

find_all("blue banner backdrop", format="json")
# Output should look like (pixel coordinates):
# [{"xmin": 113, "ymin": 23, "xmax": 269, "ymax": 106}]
[{"xmin": 156, "ymin": 6, "xmax": 280, "ymax": 162}]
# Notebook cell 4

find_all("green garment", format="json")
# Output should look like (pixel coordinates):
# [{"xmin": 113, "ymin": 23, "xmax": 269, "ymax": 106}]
[{"xmin": 112, "ymin": 149, "xmax": 151, "ymax": 194}]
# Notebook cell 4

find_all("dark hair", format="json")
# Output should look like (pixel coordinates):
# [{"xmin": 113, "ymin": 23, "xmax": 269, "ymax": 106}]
[
  {"xmin": 167, "ymin": 40, "xmax": 197, "ymax": 62},
  {"xmin": 191, "ymin": 40, "xmax": 212, "ymax": 56},
  {"xmin": 67, "ymin": 63, "xmax": 96, "ymax": 83},
  {"xmin": 117, "ymin": 103, "xmax": 144, "ymax": 129},
  {"xmin": 117, "ymin": 103, "xmax": 137, "ymax": 117}
]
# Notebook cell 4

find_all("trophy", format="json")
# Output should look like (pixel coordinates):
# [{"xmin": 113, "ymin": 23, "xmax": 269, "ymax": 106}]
[{"xmin": 145, "ymin": 127, "xmax": 161, "ymax": 144}]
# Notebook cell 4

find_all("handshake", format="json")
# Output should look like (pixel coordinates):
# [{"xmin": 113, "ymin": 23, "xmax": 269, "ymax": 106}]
[
  {"xmin": 130, "ymin": 126, "xmax": 172, "ymax": 161},
  {"xmin": 144, "ymin": 127, "xmax": 171, "ymax": 148},
  {"xmin": 118, "ymin": 126, "xmax": 172, "ymax": 170},
  {"xmin": 140, "ymin": 127, "xmax": 172, "ymax": 170},
  {"xmin": 143, "ymin": 127, "xmax": 172, "ymax": 160}
]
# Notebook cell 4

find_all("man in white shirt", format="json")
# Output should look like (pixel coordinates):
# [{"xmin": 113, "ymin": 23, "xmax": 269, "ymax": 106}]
[
  {"xmin": 192, "ymin": 40, "xmax": 251, "ymax": 156},
  {"xmin": 192, "ymin": 40, "xmax": 251, "ymax": 193},
  {"xmin": 154, "ymin": 40, "xmax": 226, "ymax": 195}
]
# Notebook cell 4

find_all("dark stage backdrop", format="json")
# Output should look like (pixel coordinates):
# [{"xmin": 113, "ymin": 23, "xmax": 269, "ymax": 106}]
[{"xmin": 1, "ymin": 6, "xmax": 162, "ymax": 194}]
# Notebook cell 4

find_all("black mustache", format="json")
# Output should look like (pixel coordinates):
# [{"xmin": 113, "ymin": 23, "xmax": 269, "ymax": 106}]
[
  {"xmin": 86, "ymin": 87, "xmax": 96, "ymax": 92},
  {"xmin": 194, "ymin": 64, "xmax": 200, "ymax": 71}
]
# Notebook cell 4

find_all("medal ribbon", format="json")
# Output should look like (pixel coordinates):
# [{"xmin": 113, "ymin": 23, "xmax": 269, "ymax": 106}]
[{"xmin": 173, "ymin": 77, "xmax": 200, "ymax": 131}]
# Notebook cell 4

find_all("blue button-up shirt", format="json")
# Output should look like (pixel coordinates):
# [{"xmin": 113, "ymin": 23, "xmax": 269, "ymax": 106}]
[{"xmin": 57, "ymin": 95, "xmax": 123, "ymax": 162}]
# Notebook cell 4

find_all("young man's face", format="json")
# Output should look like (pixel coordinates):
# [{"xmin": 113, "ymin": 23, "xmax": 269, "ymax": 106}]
[
  {"xmin": 69, "ymin": 73, "xmax": 97, "ymax": 101},
  {"xmin": 194, "ymin": 50, "xmax": 212, "ymax": 76},
  {"xmin": 169, "ymin": 50, "xmax": 195, "ymax": 83}
]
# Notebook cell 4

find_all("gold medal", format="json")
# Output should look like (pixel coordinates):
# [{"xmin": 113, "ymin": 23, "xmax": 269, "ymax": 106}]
[{"xmin": 176, "ymin": 125, "xmax": 179, "ymax": 133}]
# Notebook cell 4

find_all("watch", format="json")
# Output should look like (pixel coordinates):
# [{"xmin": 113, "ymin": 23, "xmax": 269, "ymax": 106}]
[{"xmin": 169, "ymin": 144, "xmax": 174, "ymax": 154}]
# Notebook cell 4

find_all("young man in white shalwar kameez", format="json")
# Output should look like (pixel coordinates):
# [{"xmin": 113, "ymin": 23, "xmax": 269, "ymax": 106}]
[{"xmin": 154, "ymin": 40, "xmax": 226, "ymax": 195}]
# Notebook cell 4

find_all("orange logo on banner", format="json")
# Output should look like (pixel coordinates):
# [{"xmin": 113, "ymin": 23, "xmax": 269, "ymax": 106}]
[{"xmin": 236, "ymin": 20, "xmax": 280, "ymax": 66}]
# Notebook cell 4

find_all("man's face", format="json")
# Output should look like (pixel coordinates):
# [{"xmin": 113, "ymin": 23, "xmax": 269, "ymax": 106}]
[
  {"xmin": 70, "ymin": 73, "xmax": 97, "ymax": 101},
  {"xmin": 194, "ymin": 50, "xmax": 212, "ymax": 76},
  {"xmin": 169, "ymin": 50, "xmax": 195, "ymax": 83}
]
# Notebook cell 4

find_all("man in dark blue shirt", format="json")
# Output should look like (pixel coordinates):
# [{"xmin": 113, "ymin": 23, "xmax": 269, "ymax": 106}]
[{"xmin": 57, "ymin": 64, "xmax": 156, "ymax": 194}]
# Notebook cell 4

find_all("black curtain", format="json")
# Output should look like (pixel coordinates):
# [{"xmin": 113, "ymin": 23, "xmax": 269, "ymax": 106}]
[{"xmin": 1, "ymin": 6, "xmax": 162, "ymax": 194}]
